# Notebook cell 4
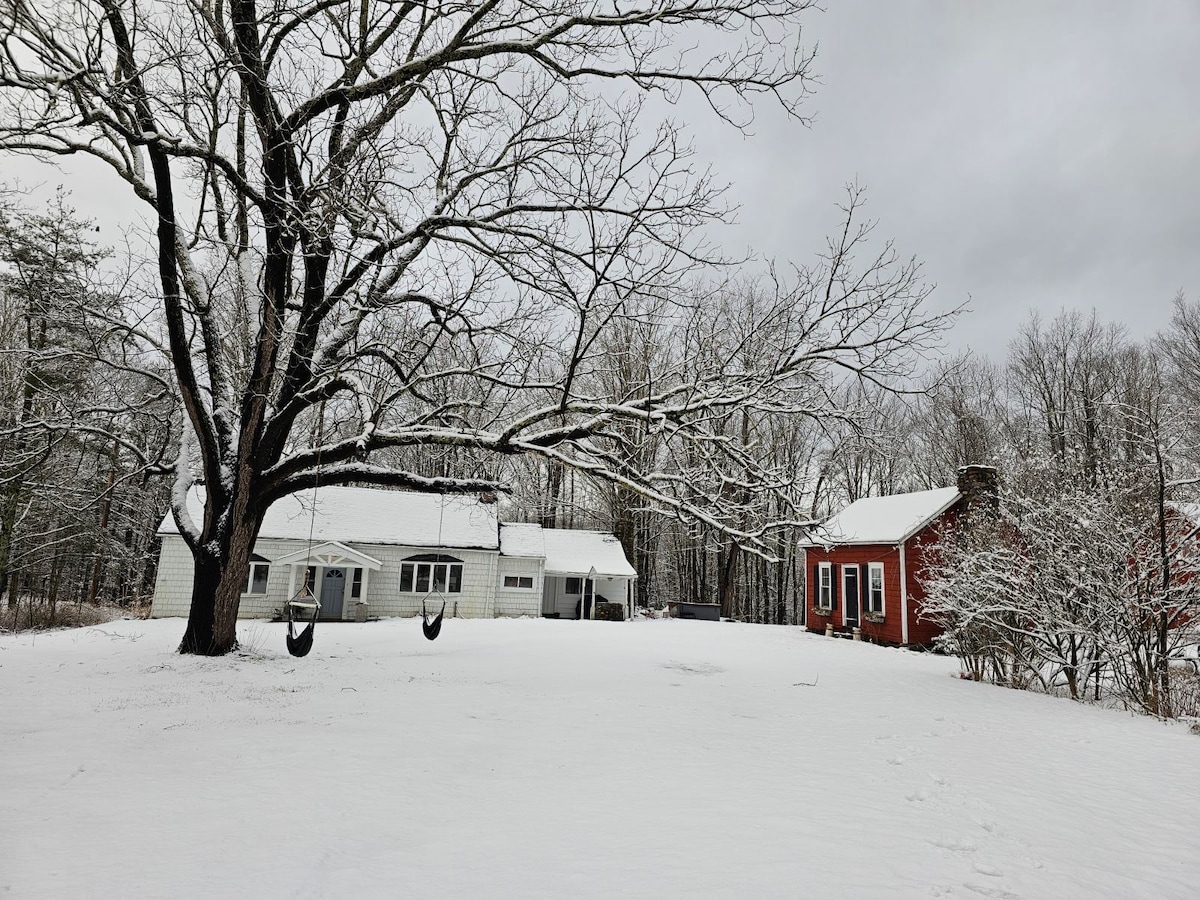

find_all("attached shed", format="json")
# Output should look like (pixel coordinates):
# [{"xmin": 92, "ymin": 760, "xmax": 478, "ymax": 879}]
[{"xmin": 540, "ymin": 529, "xmax": 637, "ymax": 620}]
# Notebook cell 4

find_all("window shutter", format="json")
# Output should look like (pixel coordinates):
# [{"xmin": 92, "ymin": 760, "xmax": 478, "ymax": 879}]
[
  {"xmin": 831, "ymin": 564, "xmax": 839, "ymax": 611},
  {"xmin": 813, "ymin": 564, "xmax": 820, "ymax": 606}
]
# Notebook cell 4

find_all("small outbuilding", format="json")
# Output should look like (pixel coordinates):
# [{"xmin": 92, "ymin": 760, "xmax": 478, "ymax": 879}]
[{"xmin": 802, "ymin": 466, "xmax": 998, "ymax": 646}]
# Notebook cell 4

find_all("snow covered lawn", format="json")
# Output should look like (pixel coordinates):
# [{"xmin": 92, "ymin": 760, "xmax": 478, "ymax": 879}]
[{"xmin": 2, "ymin": 618, "xmax": 1197, "ymax": 899}]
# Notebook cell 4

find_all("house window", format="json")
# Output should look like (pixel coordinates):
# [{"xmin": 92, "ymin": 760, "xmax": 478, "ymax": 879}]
[
  {"xmin": 867, "ymin": 562, "xmax": 884, "ymax": 614},
  {"xmin": 400, "ymin": 554, "xmax": 464, "ymax": 594},
  {"xmin": 504, "ymin": 575, "xmax": 535, "ymax": 589},
  {"xmin": 351, "ymin": 568, "xmax": 363, "ymax": 599},
  {"xmin": 817, "ymin": 562, "xmax": 833, "ymax": 609},
  {"xmin": 246, "ymin": 561, "xmax": 269, "ymax": 595}
]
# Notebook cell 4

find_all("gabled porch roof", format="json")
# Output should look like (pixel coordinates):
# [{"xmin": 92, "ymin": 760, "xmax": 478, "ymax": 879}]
[
  {"xmin": 272, "ymin": 540, "xmax": 382, "ymax": 571},
  {"xmin": 541, "ymin": 530, "xmax": 637, "ymax": 578}
]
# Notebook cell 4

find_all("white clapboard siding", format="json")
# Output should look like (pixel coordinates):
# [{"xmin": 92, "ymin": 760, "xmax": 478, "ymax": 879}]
[
  {"xmin": 494, "ymin": 556, "xmax": 544, "ymax": 617},
  {"xmin": 149, "ymin": 535, "xmax": 195, "ymax": 618},
  {"xmin": 356, "ymin": 544, "xmax": 497, "ymax": 619}
]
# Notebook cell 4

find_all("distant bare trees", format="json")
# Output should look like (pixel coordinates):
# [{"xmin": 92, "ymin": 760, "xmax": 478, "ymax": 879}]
[
  {"xmin": 0, "ymin": 193, "xmax": 173, "ymax": 621},
  {"xmin": 910, "ymin": 307, "xmax": 1200, "ymax": 718}
]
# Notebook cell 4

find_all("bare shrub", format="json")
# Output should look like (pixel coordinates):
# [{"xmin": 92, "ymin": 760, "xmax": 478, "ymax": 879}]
[{"xmin": 1, "ymin": 597, "xmax": 126, "ymax": 633}]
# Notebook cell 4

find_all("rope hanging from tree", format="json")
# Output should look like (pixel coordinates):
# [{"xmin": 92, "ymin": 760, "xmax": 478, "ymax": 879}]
[
  {"xmin": 420, "ymin": 496, "xmax": 448, "ymax": 641},
  {"xmin": 285, "ymin": 429, "xmax": 325, "ymax": 658}
]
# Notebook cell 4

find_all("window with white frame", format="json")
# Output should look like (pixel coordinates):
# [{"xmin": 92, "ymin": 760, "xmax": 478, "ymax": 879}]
[
  {"xmin": 400, "ymin": 554, "xmax": 463, "ymax": 594},
  {"xmin": 350, "ymin": 568, "xmax": 363, "ymax": 599},
  {"xmin": 503, "ymin": 575, "xmax": 535, "ymax": 589},
  {"xmin": 817, "ymin": 562, "xmax": 833, "ymax": 609},
  {"xmin": 246, "ymin": 558, "xmax": 269, "ymax": 594},
  {"xmin": 867, "ymin": 562, "xmax": 885, "ymax": 614}
]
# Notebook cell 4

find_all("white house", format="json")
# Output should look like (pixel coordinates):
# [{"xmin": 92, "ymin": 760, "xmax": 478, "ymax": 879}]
[{"xmin": 150, "ymin": 486, "xmax": 637, "ymax": 621}]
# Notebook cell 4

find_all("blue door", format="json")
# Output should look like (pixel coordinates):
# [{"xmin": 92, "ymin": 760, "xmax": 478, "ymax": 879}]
[{"xmin": 320, "ymin": 567, "xmax": 346, "ymax": 619}]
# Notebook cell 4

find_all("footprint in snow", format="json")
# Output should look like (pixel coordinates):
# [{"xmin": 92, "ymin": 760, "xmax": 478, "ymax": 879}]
[
  {"xmin": 929, "ymin": 837, "xmax": 978, "ymax": 853},
  {"xmin": 971, "ymin": 862, "xmax": 1004, "ymax": 878},
  {"xmin": 886, "ymin": 756, "xmax": 905, "ymax": 766},
  {"xmin": 930, "ymin": 773, "xmax": 950, "ymax": 786},
  {"xmin": 962, "ymin": 883, "xmax": 1021, "ymax": 899},
  {"xmin": 661, "ymin": 662, "xmax": 725, "ymax": 676},
  {"xmin": 906, "ymin": 789, "xmax": 929, "ymax": 803}
]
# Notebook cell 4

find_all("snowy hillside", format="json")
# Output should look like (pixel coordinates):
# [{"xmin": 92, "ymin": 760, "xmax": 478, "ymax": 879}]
[{"xmin": 2, "ymin": 618, "xmax": 1197, "ymax": 899}]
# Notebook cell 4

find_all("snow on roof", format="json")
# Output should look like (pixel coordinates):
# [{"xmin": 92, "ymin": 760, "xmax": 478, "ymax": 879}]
[
  {"xmin": 158, "ymin": 486, "xmax": 500, "ymax": 550},
  {"xmin": 499, "ymin": 523, "xmax": 545, "ymax": 558},
  {"xmin": 541, "ymin": 529, "xmax": 636, "ymax": 578},
  {"xmin": 805, "ymin": 486, "xmax": 961, "ymax": 546}
]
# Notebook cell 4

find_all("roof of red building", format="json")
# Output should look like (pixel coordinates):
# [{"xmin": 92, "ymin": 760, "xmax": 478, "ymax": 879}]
[{"xmin": 804, "ymin": 486, "xmax": 960, "ymax": 547}]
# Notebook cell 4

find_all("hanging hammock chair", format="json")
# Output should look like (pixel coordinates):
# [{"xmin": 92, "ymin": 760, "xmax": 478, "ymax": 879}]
[
  {"xmin": 286, "ymin": 594, "xmax": 321, "ymax": 658},
  {"xmin": 417, "ymin": 498, "xmax": 450, "ymax": 642},
  {"xmin": 421, "ymin": 599, "xmax": 445, "ymax": 641},
  {"xmin": 280, "ymin": 399, "xmax": 354, "ymax": 657}
]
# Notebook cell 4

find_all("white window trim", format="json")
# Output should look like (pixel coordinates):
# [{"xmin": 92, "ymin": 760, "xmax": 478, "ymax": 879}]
[
  {"xmin": 503, "ymin": 575, "xmax": 536, "ymax": 590},
  {"xmin": 400, "ymin": 561, "xmax": 464, "ymax": 594},
  {"xmin": 867, "ymin": 562, "xmax": 885, "ymax": 614},
  {"xmin": 817, "ymin": 562, "xmax": 833, "ymax": 609},
  {"xmin": 246, "ymin": 562, "xmax": 270, "ymax": 595}
]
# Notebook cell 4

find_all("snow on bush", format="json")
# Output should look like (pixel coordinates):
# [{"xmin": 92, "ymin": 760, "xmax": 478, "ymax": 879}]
[{"xmin": 922, "ymin": 481, "xmax": 1200, "ymax": 718}]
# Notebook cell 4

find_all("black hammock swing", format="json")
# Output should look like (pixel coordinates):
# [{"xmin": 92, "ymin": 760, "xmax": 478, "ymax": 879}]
[
  {"xmin": 421, "ymin": 599, "xmax": 445, "ymax": 641},
  {"xmin": 286, "ymin": 595, "xmax": 320, "ymax": 658},
  {"xmin": 417, "ymin": 503, "xmax": 451, "ymax": 642}
]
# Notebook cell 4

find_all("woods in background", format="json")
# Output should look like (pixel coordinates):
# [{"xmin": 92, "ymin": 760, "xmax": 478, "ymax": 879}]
[{"xmin": 0, "ymin": 195, "xmax": 174, "ymax": 626}]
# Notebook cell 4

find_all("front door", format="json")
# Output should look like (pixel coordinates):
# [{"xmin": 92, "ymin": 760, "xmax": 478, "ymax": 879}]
[
  {"xmin": 321, "ymin": 567, "xmax": 346, "ymax": 619},
  {"xmin": 843, "ymin": 565, "xmax": 860, "ymax": 627}
]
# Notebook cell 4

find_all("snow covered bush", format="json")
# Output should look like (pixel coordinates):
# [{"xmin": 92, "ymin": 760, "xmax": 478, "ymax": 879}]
[{"xmin": 922, "ymin": 477, "xmax": 1200, "ymax": 717}]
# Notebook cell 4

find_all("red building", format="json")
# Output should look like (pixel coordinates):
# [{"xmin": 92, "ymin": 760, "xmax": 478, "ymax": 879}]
[{"xmin": 802, "ymin": 467, "xmax": 997, "ymax": 647}]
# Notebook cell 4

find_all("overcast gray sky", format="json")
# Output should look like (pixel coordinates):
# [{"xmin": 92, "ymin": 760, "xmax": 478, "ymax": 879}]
[
  {"xmin": 695, "ymin": 0, "xmax": 1200, "ymax": 354},
  {"xmin": 8, "ymin": 1, "xmax": 1198, "ymax": 357}
]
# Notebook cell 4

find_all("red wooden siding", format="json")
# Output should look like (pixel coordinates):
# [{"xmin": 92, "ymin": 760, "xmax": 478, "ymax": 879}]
[{"xmin": 805, "ymin": 509, "xmax": 958, "ymax": 647}]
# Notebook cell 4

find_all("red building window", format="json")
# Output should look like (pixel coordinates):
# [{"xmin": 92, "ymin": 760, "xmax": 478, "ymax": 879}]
[
  {"xmin": 867, "ymin": 562, "xmax": 885, "ymax": 613},
  {"xmin": 817, "ymin": 562, "xmax": 833, "ymax": 609}
]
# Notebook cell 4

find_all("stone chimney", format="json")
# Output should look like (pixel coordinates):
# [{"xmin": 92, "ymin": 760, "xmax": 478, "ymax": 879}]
[{"xmin": 956, "ymin": 464, "xmax": 1000, "ymax": 526}]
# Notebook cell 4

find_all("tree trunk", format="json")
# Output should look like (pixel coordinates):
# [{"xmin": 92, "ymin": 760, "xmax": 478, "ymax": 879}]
[
  {"xmin": 178, "ymin": 504, "xmax": 260, "ymax": 656},
  {"xmin": 0, "ymin": 484, "xmax": 22, "ymax": 608},
  {"xmin": 540, "ymin": 460, "xmax": 563, "ymax": 529},
  {"xmin": 718, "ymin": 541, "xmax": 738, "ymax": 619}
]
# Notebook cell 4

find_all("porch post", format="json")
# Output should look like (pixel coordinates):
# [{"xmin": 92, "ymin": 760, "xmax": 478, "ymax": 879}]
[{"xmin": 287, "ymin": 564, "xmax": 296, "ymax": 601}]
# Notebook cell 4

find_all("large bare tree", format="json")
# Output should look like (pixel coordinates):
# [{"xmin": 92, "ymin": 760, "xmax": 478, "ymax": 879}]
[{"xmin": 0, "ymin": 0, "xmax": 948, "ymax": 654}]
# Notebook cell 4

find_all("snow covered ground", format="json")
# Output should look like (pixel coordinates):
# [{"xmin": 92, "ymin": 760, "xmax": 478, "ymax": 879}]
[{"xmin": 2, "ymin": 618, "xmax": 1197, "ymax": 899}]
